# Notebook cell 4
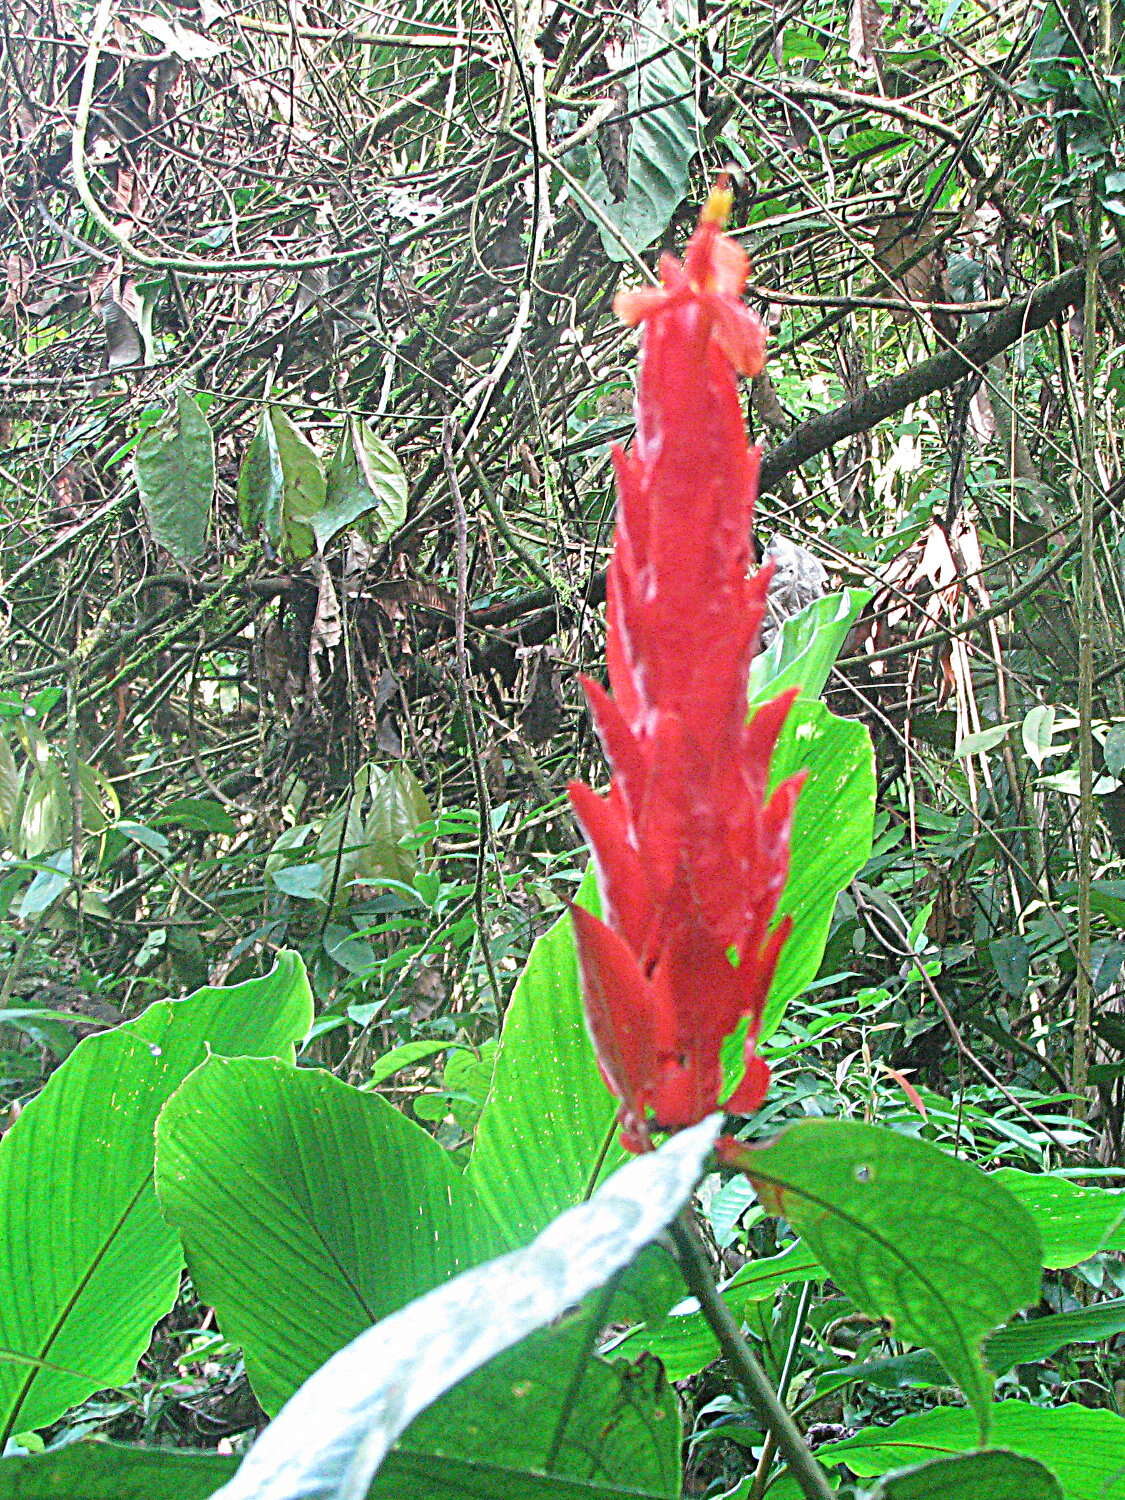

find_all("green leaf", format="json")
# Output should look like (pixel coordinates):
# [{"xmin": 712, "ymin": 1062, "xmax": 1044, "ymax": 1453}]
[
  {"xmin": 749, "ymin": 589, "xmax": 871, "ymax": 705},
  {"xmin": 0, "ymin": 731, "xmax": 22, "ymax": 839},
  {"xmin": 868, "ymin": 1450, "xmax": 1063, "ymax": 1500},
  {"xmin": 993, "ymin": 1169, "xmax": 1125, "ymax": 1267},
  {"xmin": 269, "ymin": 407, "xmax": 326, "ymax": 562},
  {"xmin": 238, "ymin": 408, "xmax": 285, "ymax": 548},
  {"xmin": 813, "ymin": 1300, "xmax": 1125, "ymax": 1400},
  {"xmin": 0, "ymin": 1426, "xmax": 682, "ymax": 1500},
  {"xmin": 381, "ymin": 1325, "xmax": 680, "ymax": 1500},
  {"xmin": 151, "ymin": 796, "xmax": 238, "ymax": 834},
  {"xmin": 955, "ymin": 723, "xmax": 1012, "ymax": 758},
  {"xmin": 0, "ymin": 955, "xmax": 312, "ymax": 1442},
  {"xmin": 0, "ymin": 1444, "xmax": 237, "ymax": 1499},
  {"xmin": 1106, "ymin": 723, "xmax": 1125, "ymax": 778},
  {"xmin": 1022, "ymin": 705, "xmax": 1060, "ymax": 769},
  {"xmin": 362, "ymin": 1038, "xmax": 452, "ymax": 1088},
  {"xmin": 467, "ymin": 873, "xmax": 627, "ymax": 1248},
  {"xmin": 815, "ymin": 1402, "xmax": 1125, "ymax": 1500},
  {"xmin": 986, "ymin": 1298, "xmax": 1125, "ymax": 1371},
  {"xmin": 319, "ymin": 419, "xmax": 407, "ymax": 551},
  {"xmin": 205, "ymin": 1117, "xmax": 717, "ymax": 1500},
  {"xmin": 726, "ymin": 1120, "xmax": 1042, "ymax": 1435},
  {"xmin": 761, "ymin": 700, "xmax": 876, "ymax": 1038},
  {"xmin": 616, "ymin": 1241, "xmax": 823, "ymax": 1380},
  {"xmin": 155, "ymin": 1055, "xmax": 506, "ymax": 1414},
  {"xmin": 134, "ymin": 388, "xmax": 215, "ymax": 566},
  {"xmin": 564, "ymin": 0, "xmax": 698, "ymax": 261}
]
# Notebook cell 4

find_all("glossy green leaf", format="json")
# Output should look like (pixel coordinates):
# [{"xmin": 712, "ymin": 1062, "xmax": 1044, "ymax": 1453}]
[
  {"xmin": 0, "ymin": 1444, "xmax": 236, "ymax": 1499},
  {"xmin": 0, "ymin": 954, "xmax": 312, "ymax": 1442},
  {"xmin": 319, "ymin": 419, "xmax": 407, "ymax": 551},
  {"xmin": 381, "ymin": 1324, "xmax": 680, "ymax": 1500},
  {"xmin": 207, "ymin": 1117, "xmax": 717, "ymax": 1500},
  {"xmin": 994, "ymin": 1169, "xmax": 1125, "ymax": 1267},
  {"xmin": 134, "ymin": 388, "xmax": 215, "ymax": 566},
  {"xmin": 269, "ymin": 406, "xmax": 326, "ymax": 561},
  {"xmin": 761, "ymin": 699, "xmax": 876, "ymax": 1038},
  {"xmin": 868, "ymin": 1450, "xmax": 1063, "ymax": 1500},
  {"xmin": 816, "ymin": 1402, "xmax": 1125, "ymax": 1500},
  {"xmin": 564, "ymin": 0, "xmax": 698, "ymax": 261},
  {"xmin": 749, "ymin": 588, "xmax": 871, "ymax": 705},
  {"xmin": 237, "ymin": 408, "xmax": 285, "ymax": 548},
  {"xmin": 156, "ymin": 1055, "xmax": 506, "ymax": 1413},
  {"xmin": 728, "ymin": 1120, "xmax": 1042, "ymax": 1435},
  {"xmin": 467, "ymin": 872, "xmax": 626, "ymax": 1248}
]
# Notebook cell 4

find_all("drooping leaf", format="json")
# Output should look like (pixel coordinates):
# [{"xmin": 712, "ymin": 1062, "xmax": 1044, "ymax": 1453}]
[
  {"xmin": 206, "ymin": 1117, "xmax": 717, "ymax": 1500},
  {"xmin": 761, "ymin": 699, "xmax": 876, "ymax": 1038},
  {"xmin": 0, "ymin": 955, "xmax": 312, "ymax": 1442},
  {"xmin": 993, "ymin": 1169, "xmax": 1125, "ymax": 1268},
  {"xmin": 724, "ymin": 1120, "xmax": 1042, "ymax": 1435},
  {"xmin": 749, "ymin": 588, "xmax": 871, "ymax": 705},
  {"xmin": 564, "ymin": 0, "xmax": 698, "ymax": 261},
  {"xmin": 868, "ymin": 1450, "xmax": 1063, "ymax": 1500},
  {"xmin": 815, "ymin": 1402, "xmax": 1125, "ymax": 1500},
  {"xmin": 238, "ymin": 408, "xmax": 285, "ymax": 549},
  {"xmin": 155, "ymin": 1055, "xmax": 507, "ymax": 1413},
  {"xmin": 134, "ymin": 388, "xmax": 215, "ymax": 566},
  {"xmin": 318, "ymin": 419, "xmax": 407, "ymax": 551},
  {"xmin": 269, "ymin": 406, "xmax": 326, "ymax": 561}
]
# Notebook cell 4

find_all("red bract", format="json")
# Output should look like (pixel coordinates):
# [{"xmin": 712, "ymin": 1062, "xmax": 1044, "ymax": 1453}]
[{"xmin": 568, "ymin": 185, "xmax": 804, "ymax": 1154}]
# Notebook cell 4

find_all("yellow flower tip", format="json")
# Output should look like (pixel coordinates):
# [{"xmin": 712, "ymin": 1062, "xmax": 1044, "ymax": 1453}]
[{"xmin": 700, "ymin": 180, "xmax": 734, "ymax": 228}]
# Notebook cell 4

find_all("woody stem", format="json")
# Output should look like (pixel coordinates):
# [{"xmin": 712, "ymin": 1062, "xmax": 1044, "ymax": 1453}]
[{"xmin": 668, "ymin": 1212, "xmax": 835, "ymax": 1500}]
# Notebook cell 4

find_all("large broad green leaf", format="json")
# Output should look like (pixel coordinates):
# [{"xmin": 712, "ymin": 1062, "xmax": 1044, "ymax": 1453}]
[
  {"xmin": 761, "ymin": 699, "xmax": 876, "ymax": 1038},
  {"xmin": 318, "ymin": 419, "xmax": 407, "ymax": 551},
  {"xmin": 994, "ymin": 1169, "xmax": 1125, "ymax": 1267},
  {"xmin": 156, "ymin": 1055, "xmax": 507, "ymax": 1414},
  {"xmin": 269, "ymin": 406, "xmax": 326, "ymax": 561},
  {"xmin": 134, "ymin": 388, "xmax": 215, "ymax": 566},
  {"xmin": 724, "ymin": 1120, "xmax": 1042, "ymax": 1437},
  {"xmin": 207, "ymin": 1117, "xmax": 718, "ymax": 1500},
  {"xmin": 0, "ymin": 1444, "xmax": 237, "ymax": 1499},
  {"xmin": 467, "ymin": 871, "xmax": 626, "ymax": 1248},
  {"xmin": 815, "ymin": 1403, "xmax": 1125, "ymax": 1500},
  {"xmin": 0, "ymin": 1408, "xmax": 680, "ymax": 1500},
  {"xmin": 379, "ymin": 1324, "xmax": 680, "ymax": 1500},
  {"xmin": 0, "ymin": 955, "xmax": 312, "ymax": 1443},
  {"xmin": 868, "ymin": 1450, "xmax": 1063, "ymax": 1500},
  {"xmin": 749, "ymin": 589, "xmax": 871, "ymax": 706},
  {"xmin": 564, "ymin": 0, "xmax": 698, "ymax": 261},
  {"xmin": 237, "ymin": 408, "xmax": 285, "ymax": 549}
]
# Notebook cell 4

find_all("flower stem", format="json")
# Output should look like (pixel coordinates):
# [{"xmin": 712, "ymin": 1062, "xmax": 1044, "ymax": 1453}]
[{"xmin": 668, "ymin": 1213, "xmax": 835, "ymax": 1500}]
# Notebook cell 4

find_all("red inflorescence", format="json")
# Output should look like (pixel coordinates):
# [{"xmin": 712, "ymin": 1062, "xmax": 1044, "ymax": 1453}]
[{"xmin": 568, "ymin": 184, "xmax": 805, "ymax": 1154}]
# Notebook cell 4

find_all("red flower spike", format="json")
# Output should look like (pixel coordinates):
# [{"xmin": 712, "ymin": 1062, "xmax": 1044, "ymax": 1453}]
[{"xmin": 569, "ymin": 186, "xmax": 803, "ymax": 1153}]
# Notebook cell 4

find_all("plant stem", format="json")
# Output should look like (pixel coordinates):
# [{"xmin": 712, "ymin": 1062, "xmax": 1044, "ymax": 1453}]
[
  {"xmin": 668, "ymin": 1213, "xmax": 835, "ymax": 1500},
  {"xmin": 749, "ymin": 1280, "xmax": 815, "ymax": 1500}
]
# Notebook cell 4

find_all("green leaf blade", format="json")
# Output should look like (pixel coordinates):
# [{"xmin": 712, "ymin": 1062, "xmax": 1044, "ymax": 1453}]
[
  {"xmin": 134, "ymin": 389, "xmax": 215, "ymax": 566},
  {"xmin": 725, "ymin": 1120, "xmax": 1042, "ymax": 1435},
  {"xmin": 0, "ymin": 954, "xmax": 312, "ymax": 1440}
]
